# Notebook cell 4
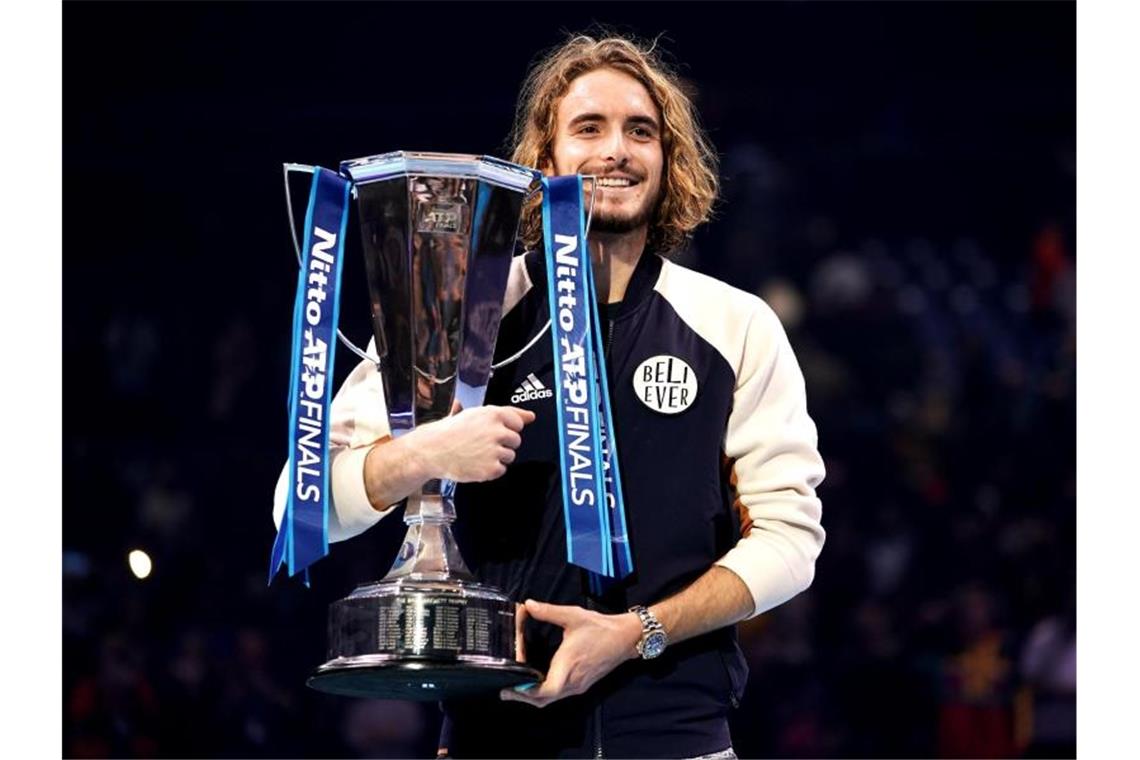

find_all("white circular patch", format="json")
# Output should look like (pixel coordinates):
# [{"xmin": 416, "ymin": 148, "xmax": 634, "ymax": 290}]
[{"xmin": 632, "ymin": 355, "xmax": 698, "ymax": 414}]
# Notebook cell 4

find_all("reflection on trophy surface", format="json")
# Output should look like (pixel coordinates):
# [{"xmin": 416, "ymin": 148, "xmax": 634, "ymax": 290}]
[{"xmin": 302, "ymin": 152, "xmax": 544, "ymax": 700}]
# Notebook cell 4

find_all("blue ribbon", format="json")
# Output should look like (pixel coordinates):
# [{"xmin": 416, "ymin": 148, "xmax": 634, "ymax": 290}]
[
  {"xmin": 589, "ymin": 265, "xmax": 634, "ymax": 580},
  {"xmin": 541, "ymin": 175, "xmax": 633, "ymax": 580},
  {"xmin": 269, "ymin": 167, "xmax": 351, "ymax": 585}
]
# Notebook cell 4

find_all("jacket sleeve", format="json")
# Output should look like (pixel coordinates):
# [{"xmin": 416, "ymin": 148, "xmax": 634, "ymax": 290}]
[
  {"xmin": 714, "ymin": 302, "xmax": 826, "ymax": 618},
  {"xmin": 272, "ymin": 340, "xmax": 398, "ymax": 543}
]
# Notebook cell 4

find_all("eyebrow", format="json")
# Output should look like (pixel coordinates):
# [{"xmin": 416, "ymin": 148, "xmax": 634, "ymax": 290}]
[{"xmin": 567, "ymin": 112, "xmax": 661, "ymax": 131}]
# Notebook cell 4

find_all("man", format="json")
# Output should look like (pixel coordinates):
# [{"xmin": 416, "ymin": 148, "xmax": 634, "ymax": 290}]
[{"xmin": 274, "ymin": 33, "xmax": 825, "ymax": 759}]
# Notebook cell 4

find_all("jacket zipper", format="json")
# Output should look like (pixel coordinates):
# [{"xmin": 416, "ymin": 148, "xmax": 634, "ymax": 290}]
[
  {"xmin": 595, "ymin": 310, "xmax": 615, "ymax": 760},
  {"xmin": 717, "ymin": 647, "xmax": 741, "ymax": 709},
  {"xmin": 588, "ymin": 305, "xmax": 615, "ymax": 756},
  {"xmin": 594, "ymin": 702, "xmax": 604, "ymax": 758},
  {"xmin": 584, "ymin": 592, "xmax": 606, "ymax": 758}
]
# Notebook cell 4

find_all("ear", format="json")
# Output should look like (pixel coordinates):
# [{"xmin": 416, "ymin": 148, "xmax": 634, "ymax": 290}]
[{"xmin": 538, "ymin": 153, "xmax": 555, "ymax": 177}]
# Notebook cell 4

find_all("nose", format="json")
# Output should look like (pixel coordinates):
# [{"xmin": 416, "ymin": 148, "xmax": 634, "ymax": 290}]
[{"xmin": 601, "ymin": 129, "xmax": 630, "ymax": 169}]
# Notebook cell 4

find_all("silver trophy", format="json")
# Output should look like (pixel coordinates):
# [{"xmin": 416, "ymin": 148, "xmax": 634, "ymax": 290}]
[{"xmin": 284, "ymin": 152, "xmax": 549, "ymax": 700}]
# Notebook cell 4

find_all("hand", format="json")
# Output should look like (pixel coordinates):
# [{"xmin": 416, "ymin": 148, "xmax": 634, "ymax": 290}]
[
  {"xmin": 499, "ymin": 599, "xmax": 642, "ymax": 708},
  {"xmin": 417, "ymin": 406, "xmax": 536, "ymax": 483}
]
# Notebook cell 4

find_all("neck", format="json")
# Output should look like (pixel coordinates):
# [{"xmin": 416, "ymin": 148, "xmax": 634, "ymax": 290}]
[{"xmin": 588, "ymin": 226, "xmax": 647, "ymax": 304}]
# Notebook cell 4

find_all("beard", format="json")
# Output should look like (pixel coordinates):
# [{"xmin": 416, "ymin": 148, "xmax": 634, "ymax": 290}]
[{"xmin": 587, "ymin": 192, "xmax": 658, "ymax": 235}]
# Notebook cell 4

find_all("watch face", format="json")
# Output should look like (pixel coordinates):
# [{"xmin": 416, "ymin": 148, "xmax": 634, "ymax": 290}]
[{"xmin": 643, "ymin": 631, "xmax": 667, "ymax": 659}]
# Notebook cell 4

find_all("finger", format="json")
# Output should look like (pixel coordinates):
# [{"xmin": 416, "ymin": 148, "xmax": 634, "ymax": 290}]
[
  {"xmin": 498, "ymin": 447, "xmax": 517, "ymax": 465},
  {"xmin": 497, "ymin": 407, "xmax": 528, "ymax": 432},
  {"xmin": 519, "ymin": 654, "xmax": 569, "ymax": 704},
  {"xmin": 518, "ymin": 667, "xmax": 569, "ymax": 706},
  {"xmin": 497, "ymin": 430, "xmax": 522, "ymax": 449},
  {"xmin": 524, "ymin": 599, "xmax": 578, "ymax": 627},
  {"xmin": 515, "ymin": 602, "xmax": 529, "ymax": 663},
  {"xmin": 512, "ymin": 407, "xmax": 537, "ymax": 425},
  {"xmin": 500, "ymin": 653, "xmax": 559, "ymax": 706},
  {"xmin": 499, "ymin": 685, "xmax": 547, "ymax": 707}
]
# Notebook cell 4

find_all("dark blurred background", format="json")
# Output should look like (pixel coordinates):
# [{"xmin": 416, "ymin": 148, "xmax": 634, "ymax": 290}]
[{"xmin": 63, "ymin": 2, "xmax": 1075, "ymax": 757}]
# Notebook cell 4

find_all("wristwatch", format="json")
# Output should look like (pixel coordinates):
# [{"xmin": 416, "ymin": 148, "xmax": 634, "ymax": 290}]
[{"xmin": 629, "ymin": 605, "xmax": 667, "ymax": 659}]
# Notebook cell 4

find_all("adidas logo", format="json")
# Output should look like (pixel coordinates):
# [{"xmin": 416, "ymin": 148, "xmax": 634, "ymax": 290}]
[{"xmin": 510, "ymin": 373, "xmax": 554, "ymax": 403}]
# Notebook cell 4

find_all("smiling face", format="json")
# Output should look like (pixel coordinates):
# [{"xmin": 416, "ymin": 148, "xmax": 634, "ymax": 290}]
[{"xmin": 546, "ymin": 67, "xmax": 665, "ymax": 237}]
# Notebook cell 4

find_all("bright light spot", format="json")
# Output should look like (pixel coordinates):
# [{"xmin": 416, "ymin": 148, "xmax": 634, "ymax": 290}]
[{"xmin": 128, "ymin": 549, "xmax": 152, "ymax": 579}]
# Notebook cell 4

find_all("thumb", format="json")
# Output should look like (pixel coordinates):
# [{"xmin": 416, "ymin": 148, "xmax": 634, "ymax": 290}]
[
  {"xmin": 524, "ymin": 599, "xmax": 577, "ymax": 627},
  {"xmin": 515, "ymin": 602, "xmax": 529, "ymax": 663}
]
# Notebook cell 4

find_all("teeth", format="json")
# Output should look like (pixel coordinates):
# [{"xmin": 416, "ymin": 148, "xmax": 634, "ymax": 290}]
[{"xmin": 597, "ymin": 178, "xmax": 633, "ymax": 187}]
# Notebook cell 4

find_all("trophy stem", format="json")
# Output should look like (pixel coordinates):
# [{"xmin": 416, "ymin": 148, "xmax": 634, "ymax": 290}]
[{"xmin": 382, "ymin": 481, "xmax": 474, "ymax": 582}]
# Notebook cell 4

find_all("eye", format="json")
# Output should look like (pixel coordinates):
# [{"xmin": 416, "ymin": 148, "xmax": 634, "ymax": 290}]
[{"xmin": 577, "ymin": 123, "xmax": 600, "ymax": 135}]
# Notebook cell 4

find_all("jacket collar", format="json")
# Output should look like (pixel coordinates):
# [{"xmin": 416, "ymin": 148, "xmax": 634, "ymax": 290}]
[{"xmin": 524, "ymin": 244, "xmax": 663, "ymax": 321}]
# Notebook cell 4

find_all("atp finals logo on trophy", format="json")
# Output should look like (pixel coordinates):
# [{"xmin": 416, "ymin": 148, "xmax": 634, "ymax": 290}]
[{"xmin": 268, "ymin": 152, "xmax": 634, "ymax": 700}]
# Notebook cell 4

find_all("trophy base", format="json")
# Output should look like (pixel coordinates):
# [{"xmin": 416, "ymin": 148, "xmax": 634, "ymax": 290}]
[
  {"xmin": 311, "ymin": 577, "xmax": 543, "ymax": 700},
  {"xmin": 308, "ymin": 655, "xmax": 542, "ymax": 700}
]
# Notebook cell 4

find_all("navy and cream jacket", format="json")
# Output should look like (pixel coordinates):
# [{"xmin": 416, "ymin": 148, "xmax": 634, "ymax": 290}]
[{"xmin": 274, "ymin": 250, "xmax": 826, "ymax": 758}]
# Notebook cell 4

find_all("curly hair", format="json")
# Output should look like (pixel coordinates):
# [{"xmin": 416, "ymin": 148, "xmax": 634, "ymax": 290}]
[{"xmin": 508, "ymin": 32, "xmax": 720, "ymax": 255}]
